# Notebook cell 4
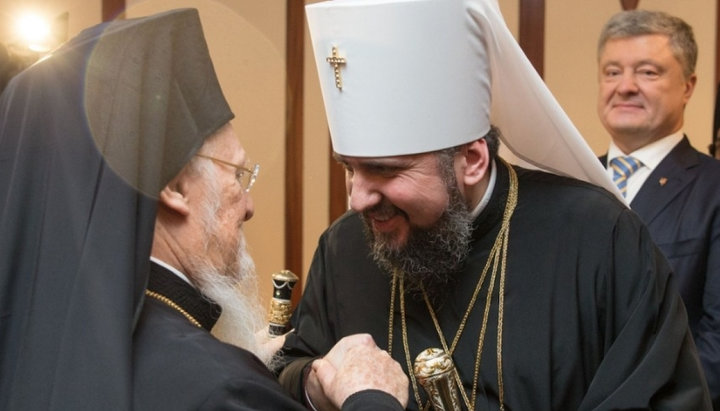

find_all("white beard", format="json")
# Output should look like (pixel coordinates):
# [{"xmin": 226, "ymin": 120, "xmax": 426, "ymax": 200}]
[
  {"xmin": 190, "ymin": 163, "xmax": 282, "ymax": 369},
  {"xmin": 190, "ymin": 234, "xmax": 282, "ymax": 370}
]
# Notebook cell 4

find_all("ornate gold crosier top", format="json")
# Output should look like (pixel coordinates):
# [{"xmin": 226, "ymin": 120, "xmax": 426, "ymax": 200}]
[
  {"xmin": 388, "ymin": 160, "xmax": 519, "ymax": 411},
  {"xmin": 326, "ymin": 46, "xmax": 346, "ymax": 90}
]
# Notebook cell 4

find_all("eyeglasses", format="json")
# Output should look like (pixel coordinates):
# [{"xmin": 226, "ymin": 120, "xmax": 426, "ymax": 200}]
[{"xmin": 195, "ymin": 153, "xmax": 260, "ymax": 192}]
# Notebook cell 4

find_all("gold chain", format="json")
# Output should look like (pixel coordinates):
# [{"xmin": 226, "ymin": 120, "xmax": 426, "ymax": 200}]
[
  {"xmin": 389, "ymin": 271, "xmax": 429, "ymax": 411},
  {"xmin": 387, "ymin": 160, "xmax": 518, "ymax": 410},
  {"xmin": 145, "ymin": 289, "xmax": 203, "ymax": 328},
  {"xmin": 388, "ymin": 273, "xmax": 397, "ymax": 355},
  {"xmin": 400, "ymin": 277, "xmax": 429, "ymax": 410}
]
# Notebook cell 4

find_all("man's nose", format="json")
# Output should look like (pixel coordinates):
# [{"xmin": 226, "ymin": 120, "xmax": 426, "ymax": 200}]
[
  {"xmin": 243, "ymin": 192, "xmax": 255, "ymax": 221},
  {"xmin": 347, "ymin": 173, "xmax": 381, "ymax": 212},
  {"xmin": 616, "ymin": 72, "xmax": 639, "ymax": 94}
]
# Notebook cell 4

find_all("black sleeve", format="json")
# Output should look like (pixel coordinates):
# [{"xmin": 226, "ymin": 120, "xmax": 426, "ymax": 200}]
[
  {"xmin": 278, "ymin": 228, "xmax": 338, "ymax": 397},
  {"xmin": 277, "ymin": 357, "xmax": 314, "ymax": 402},
  {"xmin": 578, "ymin": 209, "xmax": 712, "ymax": 410},
  {"xmin": 341, "ymin": 390, "xmax": 404, "ymax": 411}
]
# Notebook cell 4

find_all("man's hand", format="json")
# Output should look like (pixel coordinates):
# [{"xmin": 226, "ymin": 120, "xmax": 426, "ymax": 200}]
[
  {"xmin": 255, "ymin": 328, "xmax": 288, "ymax": 355},
  {"xmin": 307, "ymin": 334, "xmax": 409, "ymax": 409}
]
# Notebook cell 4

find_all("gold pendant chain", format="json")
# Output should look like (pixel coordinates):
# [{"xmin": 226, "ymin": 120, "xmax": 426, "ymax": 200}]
[
  {"xmin": 145, "ymin": 289, "xmax": 203, "ymax": 328},
  {"xmin": 387, "ymin": 161, "xmax": 518, "ymax": 410},
  {"xmin": 388, "ymin": 273, "xmax": 397, "ymax": 354},
  {"xmin": 401, "ymin": 277, "xmax": 428, "ymax": 410}
]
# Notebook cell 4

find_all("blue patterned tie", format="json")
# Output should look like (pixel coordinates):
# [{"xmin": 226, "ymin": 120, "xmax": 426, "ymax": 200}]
[{"xmin": 610, "ymin": 156, "xmax": 641, "ymax": 197}]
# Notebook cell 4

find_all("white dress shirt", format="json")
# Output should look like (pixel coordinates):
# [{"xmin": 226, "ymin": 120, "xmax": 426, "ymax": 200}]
[{"xmin": 606, "ymin": 131, "xmax": 684, "ymax": 203}]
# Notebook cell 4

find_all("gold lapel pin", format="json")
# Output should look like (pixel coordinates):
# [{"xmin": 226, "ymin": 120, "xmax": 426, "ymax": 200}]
[{"xmin": 659, "ymin": 177, "xmax": 668, "ymax": 186}]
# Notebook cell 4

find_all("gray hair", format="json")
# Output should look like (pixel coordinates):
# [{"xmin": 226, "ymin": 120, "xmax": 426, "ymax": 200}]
[{"xmin": 597, "ymin": 10, "xmax": 697, "ymax": 79}]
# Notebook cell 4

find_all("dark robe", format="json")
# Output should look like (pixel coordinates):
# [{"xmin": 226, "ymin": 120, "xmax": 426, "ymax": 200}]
[
  {"xmin": 601, "ymin": 138, "xmax": 720, "ymax": 408},
  {"xmin": 133, "ymin": 263, "xmax": 302, "ymax": 410},
  {"xmin": 0, "ymin": 9, "xmax": 232, "ymax": 409},
  {"xmin": 280, "ymin": 160, "xmax": 711, "ymax": 410},
  {"xmin": 134, "ymin": 262, "xmax": 403, "ymax": 411}
]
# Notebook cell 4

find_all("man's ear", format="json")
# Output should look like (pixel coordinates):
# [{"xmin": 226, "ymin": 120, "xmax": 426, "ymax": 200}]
[
  {"xmin": 158, "ymin": 180, "xmax": 191, "ymax": 216},
  {"xmin": 459, "ymin": 139, "xmax": 491, "ymax": 186}
]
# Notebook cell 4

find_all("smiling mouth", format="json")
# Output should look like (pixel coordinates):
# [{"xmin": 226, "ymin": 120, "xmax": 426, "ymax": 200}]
[
  {"xmin": 372, "ymin": 213, "xmax": 392, "ymax": 222},
  {"xmin": 365, "ymin": 206, "xmax": 406, "ymax": 233},
  {"xmin": 362, "ymin": 200, "xmax": 409, "ymax": 232},
  {"xmin": 368, "ymin": 213, "xmax": 397, "ymax": 231},
  {"xmin": 611, "ymin": 99, "xmax": 643, "ymax": 109}
]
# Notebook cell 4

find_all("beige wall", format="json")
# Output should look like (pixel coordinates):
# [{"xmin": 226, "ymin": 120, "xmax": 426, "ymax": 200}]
[
  {"xmin": 125, "ymin": 0, "xmax": 288, "ymax": 307},
  {"xmin": 302, "ymin": 0, "xmax": 329, "ymax": 286},
  {"xmin": 2, "ymin": 0, "xmax": 287, "ymax": 308},
  {"xmin": 2, "ymin": 0, "xmax": 718, "ymax": 308},
  {"xmin": 490, "ymin": 0, "xmax": 716, "ymax": 155},
  {"xmin": 300, "ymin": 0, "xmax": 719, "ymax": 290},
  {"xmin": 545, "ymin": 0, "xmax": 717, "ymax": 155}
]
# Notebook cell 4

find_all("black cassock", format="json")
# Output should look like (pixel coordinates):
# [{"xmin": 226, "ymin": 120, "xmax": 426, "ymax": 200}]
[
  {"xmin": 0, "ymin": 9, "xmax": 232, "ymax": 409},
  {"xmin": 281, "ymin": 161, "xmax": 711, "ymax": 410},
  {"xmin": 133, "ymin": 263, "xmax": 317, "ymax": 410}
]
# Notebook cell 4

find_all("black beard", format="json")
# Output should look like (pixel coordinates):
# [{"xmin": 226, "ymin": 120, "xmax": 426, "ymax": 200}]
[{"xmin": 361, "ymin": 183, "xmax": 473, "ymax": 303}]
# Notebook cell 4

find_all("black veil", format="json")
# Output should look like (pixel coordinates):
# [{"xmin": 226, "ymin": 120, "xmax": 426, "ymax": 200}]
[{"xmin": 0, "ymin": 9, "xmax": 233, "ymax": 409}]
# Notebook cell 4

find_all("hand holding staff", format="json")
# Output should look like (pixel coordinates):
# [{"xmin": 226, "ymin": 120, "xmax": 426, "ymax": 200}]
[{"xmin": 268, "ymin": 269, "xmax": 299, "ymax": 337}]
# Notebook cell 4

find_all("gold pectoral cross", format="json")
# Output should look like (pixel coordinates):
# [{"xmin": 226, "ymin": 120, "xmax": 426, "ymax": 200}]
[{"xmin": 326, "ymin": 46, "xmax": 346, "ymax": 90}]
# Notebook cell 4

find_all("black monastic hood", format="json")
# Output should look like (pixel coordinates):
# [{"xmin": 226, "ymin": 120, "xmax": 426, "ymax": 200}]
[{"xmin": 0, "ymin": 8, "xmax": 233, "ymax": 409}]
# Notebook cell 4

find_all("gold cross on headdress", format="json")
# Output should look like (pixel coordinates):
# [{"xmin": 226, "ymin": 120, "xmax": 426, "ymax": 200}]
[{"xmin": 326, "ymin": 46, "xmax": 346, "ymax": 90}]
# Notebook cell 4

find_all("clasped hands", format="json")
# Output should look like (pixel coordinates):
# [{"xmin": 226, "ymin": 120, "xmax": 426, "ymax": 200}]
[{"xmin": 306, "ymin": 333, "xmax": 409, "ymax": 410}]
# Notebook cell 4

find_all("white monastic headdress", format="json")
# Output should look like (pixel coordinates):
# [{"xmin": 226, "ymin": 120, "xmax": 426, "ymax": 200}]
[{"xmin": 306, "ymin": 0, "xmax": 623, "ymax": 201}]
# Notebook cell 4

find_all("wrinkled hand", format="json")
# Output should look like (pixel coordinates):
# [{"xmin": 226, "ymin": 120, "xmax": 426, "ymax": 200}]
[
  {"xmin": 305, "ymin": 334, "xmax": 377, "ymax": 411},
  {"xmin": 254, "ymin": 328, "xmax": 288, "ymax": 355},
  {"xmin": 310, "ymin": 334, "xmax": 409, "ymax": 409}
]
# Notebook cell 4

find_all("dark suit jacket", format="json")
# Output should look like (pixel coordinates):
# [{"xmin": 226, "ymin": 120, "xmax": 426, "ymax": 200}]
[
  {"xmin": 602, "ymin": 136, "xmax": 720, "ymax": 408},
  {"xmin": 133, "ymin": 263, "xmax": 402, "ymax": 411}
]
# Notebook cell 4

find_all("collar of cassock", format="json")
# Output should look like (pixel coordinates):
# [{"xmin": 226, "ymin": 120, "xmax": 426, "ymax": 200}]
[
  {"xmin": 148, "ymin": 262, "xmax": 222, "ymax": 331},
  {"xmin": 471, "ymin": 159, "xmax": 510, "ymax": 241}
]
